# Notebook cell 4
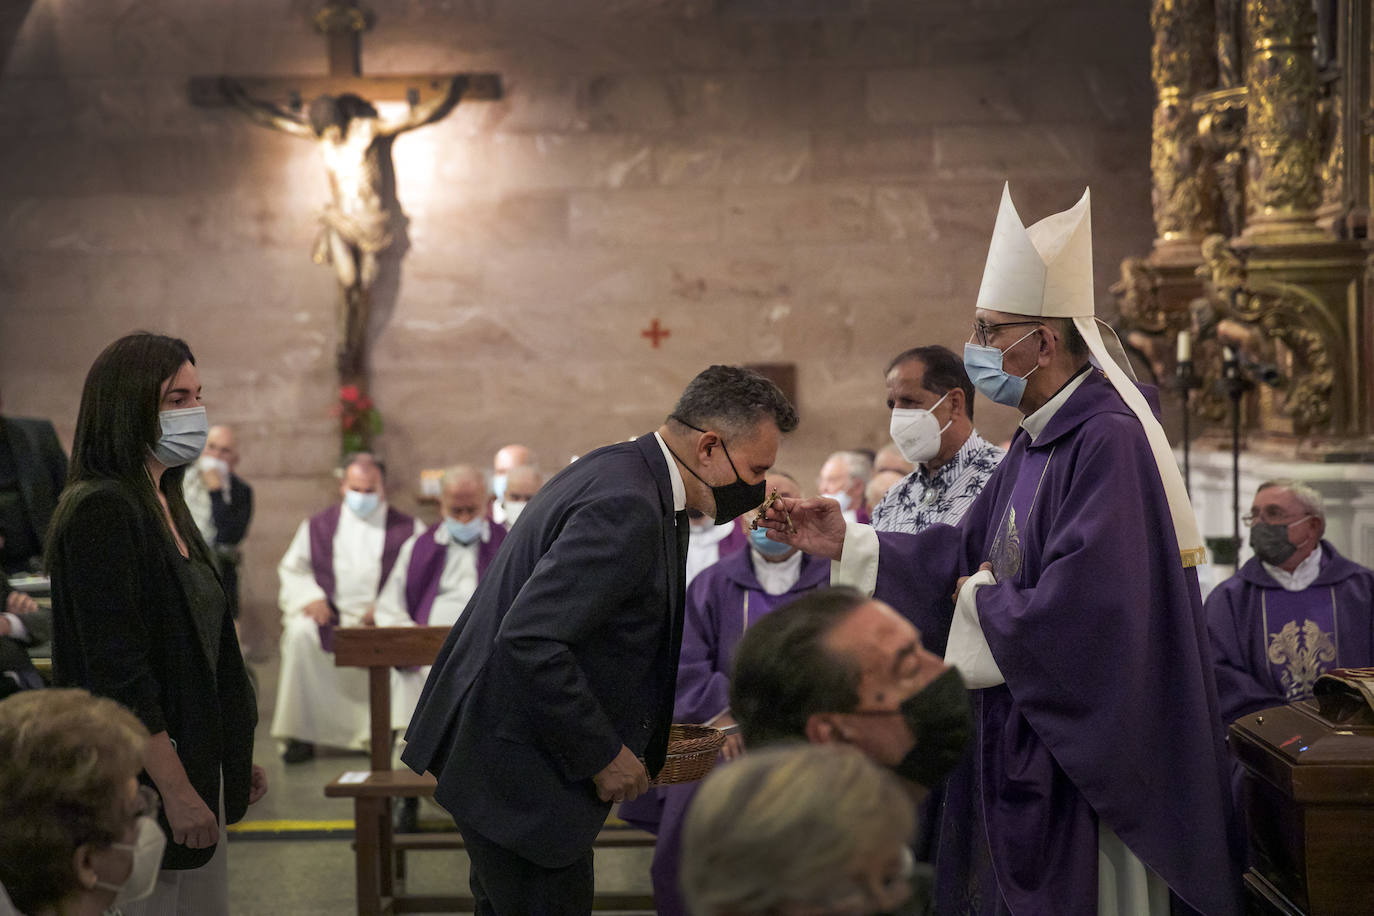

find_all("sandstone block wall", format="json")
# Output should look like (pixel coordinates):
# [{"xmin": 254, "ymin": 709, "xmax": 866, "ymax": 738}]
[{"xmin": 0, "ymin": 0, "xmax": 1154, "ymax": 653}]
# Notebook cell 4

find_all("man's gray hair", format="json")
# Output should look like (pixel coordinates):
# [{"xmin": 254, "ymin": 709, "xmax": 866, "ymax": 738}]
[
  {"xmin": 680, "ymin": 744, "xmax": 915, "ymax": 916},
  {"xmin": 339, "ymin": 451, "xmax": 386, "ymax": 480},
  {"xmin": 826, "ymin": 450, "xmax": 873, "ymax": 486},
  {"xmin": 1257, "ymin": 478, "xmax": 1326, "ymax": 522},
  {"xmin": 669, "ymin": 365, "xmax": 798, "ymax": 440},
  {"xmin": 441, "ymin": 464, "xmax": 487, "ymax": 493}
]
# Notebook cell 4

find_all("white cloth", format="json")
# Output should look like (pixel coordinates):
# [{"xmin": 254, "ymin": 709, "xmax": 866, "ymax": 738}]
[
  {"xmin": 183, "ymin": 469, "xmax": 217, "ymax": 546},
  {"xmin": 375, "ymin": 524, "xmax": 486, "ymax": 730},
  {"xmin": 0, "ymin": 880, "xmax": 18, "ymax": 916},
  {"xmin": 945, "ymin": 569, "xmax": 1004, "ymax": 688},
  {"xmin": 832, "ymin": 387, "xmax": 1169, "ymax": 916},
  {"xmin": 1019, "ymin": 367, "xmax": 1091, "ymax": 442},
  {"xmin": 1262, "ymin": 544, "xmax": 1324, "ymax": 592},
  {"xmin": 1, "ymin": 613, "xmax": 26, "ymax": 643},
  {"xmin": 269, "ymin": 502, "xmax": 423, "ymax": 749},
  {"xmin": 750, "ymin": 549, "xmax": 802, "ymax": 596},
  {"xmin": 687, "ymin": 522, "xmax": 737, "ymax": 586}
]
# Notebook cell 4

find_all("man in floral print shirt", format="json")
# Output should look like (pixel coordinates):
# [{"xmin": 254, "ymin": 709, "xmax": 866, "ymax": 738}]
[{"xmin": 871, "ymin": 345, "xmax": 1005, "ymax": 535}]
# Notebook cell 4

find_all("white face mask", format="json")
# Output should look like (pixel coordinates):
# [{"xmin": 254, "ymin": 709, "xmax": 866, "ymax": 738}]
[
  {"xmin": 344, "ymin": 489, "xmax": 380, "ymax": 518},
  {"xmin": 503, "ymin": 500, "xmax": 527, "ymax": 526},
  {"xmin": 824, "ymin": 489, "xmax": 853, "ymax": 514},
  {"xmin": 151, "ymin": 406, "xmax": 208, "ymax": 468},
  {"xmin": 197, "ymin": 454, "xmax": 229, "ymax": 477},
  {"xmin": 889, "ymin": 390, "xmax": 952, "ymax": 465},
  {"xmin": 95, "ymin": 816, "xmax": 167, "ymax": 906}
]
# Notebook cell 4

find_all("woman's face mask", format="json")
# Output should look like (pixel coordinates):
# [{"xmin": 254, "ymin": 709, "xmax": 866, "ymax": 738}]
[
  {"xmin": 151, "ymin": 406, "xmax": 209, "ymax": 468},
  {"xmin": 94, "ymin": 815, "xmax": 167, "ymax": 906}
]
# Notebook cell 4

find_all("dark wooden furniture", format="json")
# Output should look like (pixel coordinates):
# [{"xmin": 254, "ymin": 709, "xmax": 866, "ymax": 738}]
[
  {"xmin": 1228, "ymin": 668, "xmax": 1374, "ymax": 916},
  {"xmin": 325, "ymin": 626, "xmax": 655, "ymax": 915}
]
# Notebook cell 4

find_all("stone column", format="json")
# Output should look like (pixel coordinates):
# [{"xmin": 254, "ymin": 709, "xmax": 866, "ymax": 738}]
[
  {"xmin": 1148, "ymin": 0, "xmax": 1218, "ymax": 263},
  {"xmin": 1242, "ymin": 0, "xmax": 1324, "ymax": 241}
]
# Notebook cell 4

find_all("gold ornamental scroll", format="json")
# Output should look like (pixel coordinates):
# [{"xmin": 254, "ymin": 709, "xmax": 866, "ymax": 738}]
[
  {"xmin": 1243, "ymin": 0, "xmax": 1324, "ymax": 241},
  {"xmin": 1149, "ymin": 0, "xmax": 1218, "ymax": 261}
]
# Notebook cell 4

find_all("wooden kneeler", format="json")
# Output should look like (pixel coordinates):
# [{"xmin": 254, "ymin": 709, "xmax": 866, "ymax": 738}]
[{"xmin": 326, "ymin": 627, "xmax": 656, "ymax": 915}]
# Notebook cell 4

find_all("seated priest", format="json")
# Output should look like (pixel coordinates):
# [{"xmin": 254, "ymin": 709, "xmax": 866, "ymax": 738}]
[
  {"xmin": 498, "ymin": 463, "xmax": 544, "ymax": 528},
  {"xmin": 1206, "ymin": 478, "xmax": 1374, "ymax": 726},
  {"xmin": 490, "ymin": 443, "xmax": 535, "ymax": 525},
  {"xmin": 620, "ymin": 470, "xmax": 831, "ymax": 916},
  {"xmin": 270, "ymin": 453, "xmax": 422, "ymax": 763},
  {"xmin": 816, "ymin": 450, "xmax": 872, "ymax": 524}
]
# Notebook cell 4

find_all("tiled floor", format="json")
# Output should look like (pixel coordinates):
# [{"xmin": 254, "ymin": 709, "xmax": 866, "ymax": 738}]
[{"xmin": 225, "ymin": 655, "xmax": 655, "ymax": 915}]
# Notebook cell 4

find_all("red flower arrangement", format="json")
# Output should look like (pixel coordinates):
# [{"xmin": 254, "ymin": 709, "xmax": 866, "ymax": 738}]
[{"xmin": 332, "ymin": 384, "xmax": 382, "ymax": 454}]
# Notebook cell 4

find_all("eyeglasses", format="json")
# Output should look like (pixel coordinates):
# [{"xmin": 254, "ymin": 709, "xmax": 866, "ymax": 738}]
[
  {"xmin": 970, "ymin": 320, "xmax": 1043, "ymax": 347},
  {"xmin": 1241, "ymin": 510, "xmax": 1312, "ymax": 528}
]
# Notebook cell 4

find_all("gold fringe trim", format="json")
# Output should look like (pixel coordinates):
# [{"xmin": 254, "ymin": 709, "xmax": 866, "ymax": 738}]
[{"xmin": 1180, "ymin": 546, "xmax": 1208, "ymax": 568}]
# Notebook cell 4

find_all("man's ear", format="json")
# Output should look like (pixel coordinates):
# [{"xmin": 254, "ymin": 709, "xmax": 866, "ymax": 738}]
[
  {"xmin": 947, "ymin": 387, "xmax": 966, "ymax": 421},
  {"xmin": 805, "ymin": 714, "xmax": 841, "ymax": 745},
  {"xmin": 695, "ymin": 430, "xmax": 720, "ymax": 462}
]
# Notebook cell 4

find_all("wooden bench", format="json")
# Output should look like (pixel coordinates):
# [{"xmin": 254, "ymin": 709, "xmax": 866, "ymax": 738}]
[{"xmin": 325, "ymin": 627, "xmax": 656, "ymax": 915}]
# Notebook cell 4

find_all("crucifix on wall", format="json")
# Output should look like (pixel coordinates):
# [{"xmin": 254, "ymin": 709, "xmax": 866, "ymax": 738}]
[{"xmin": 190, "ymin": 1, "xmax": 501, "ymax": 447}]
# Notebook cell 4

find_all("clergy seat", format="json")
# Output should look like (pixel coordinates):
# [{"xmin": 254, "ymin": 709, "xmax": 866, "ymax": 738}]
[{"xmin": 326, "ymin": 626, "xmax": 655, "ymax": 915}]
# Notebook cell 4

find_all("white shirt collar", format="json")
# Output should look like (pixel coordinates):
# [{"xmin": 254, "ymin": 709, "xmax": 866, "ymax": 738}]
[
  {"xmin": 1020, "ymin": 367, "xmax": 1092, "ymax": 443},
  {"xmin": 433, "ymin": 518, "xmax": 491, "ymax": 547},
  {"xmin": 1262, "ymin": 544, "xmax": 1324, "ymax": 592},
  {"xmin": 653, "ymin": 432, "xmax": 688, "ymax": 513},
  {"xmin": 751, "ymin": 548, "xmax": 803, "ymax": 595},
  {"xmin": 691, "ymin": 521, "xmax": 736, "ymax": 547}
]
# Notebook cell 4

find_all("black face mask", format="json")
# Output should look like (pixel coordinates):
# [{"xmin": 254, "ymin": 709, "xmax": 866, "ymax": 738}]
[
  {"xmin": 666, "ymin": 417, "xmax": 766, "ymax": 525},
  {"xmin": 1250, "ymin": 520, "xmax": 1300, "ymax": 566},
  {"xmin": 891, "ymin": 666, "xmax": 974, "ymax": 788}
]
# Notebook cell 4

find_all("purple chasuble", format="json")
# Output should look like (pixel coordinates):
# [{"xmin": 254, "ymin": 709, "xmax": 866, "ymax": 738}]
[
  {"xmin": 308, "ymin": 504, "xmax": 417, "ymax": 652},
  {"xmin": 1206, "ymin": 544, "xmax": 1374, "ymax": 723},
  {"xmin": 869, "ymin": 371, "xmax": 1242, "ymax": 916},
  {"xmin": 403, "ymin": 522, "xmax": 509, "ymax": 625},
  {"xmin": 618, "ymin": 547, "xmax": 831, "ymax": 916}
]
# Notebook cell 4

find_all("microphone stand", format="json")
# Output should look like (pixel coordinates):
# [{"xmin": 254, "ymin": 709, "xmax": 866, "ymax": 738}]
[{"xmin": 1221, "ymin": 347, "xmax": 1252, "ymax": 558}]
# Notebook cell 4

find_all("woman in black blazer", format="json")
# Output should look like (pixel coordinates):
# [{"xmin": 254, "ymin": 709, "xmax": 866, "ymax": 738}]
[{"xmin": 46, "ymin": 333, "xmax": 265, "ymax": 915}]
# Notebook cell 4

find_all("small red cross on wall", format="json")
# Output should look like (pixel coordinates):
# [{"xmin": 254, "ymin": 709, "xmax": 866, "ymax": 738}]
[{"xmin": 641, "ymin": 318, "xmax": 671, "ymax": 348}]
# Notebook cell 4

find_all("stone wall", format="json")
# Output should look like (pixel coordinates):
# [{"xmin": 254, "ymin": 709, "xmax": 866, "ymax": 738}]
[{"xmin": 0, "ymin": 0, "xmax": 1154, "ymax": 652}]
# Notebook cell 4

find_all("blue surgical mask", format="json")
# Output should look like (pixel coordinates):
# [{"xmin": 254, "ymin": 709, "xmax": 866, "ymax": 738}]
[
  {"xmin": 151, "ymin": 406, "xmax": 208, "ymax": 467},
  {"xmin": 492, "ymin": 474, "xmax": 508, "ymax": 501},
  {"xmin": 344, "ymin": 489, "xmax": 380, "ymax": 518},
  {"xmin": 750, "ymin": 525, "xmax": 793, "ymax": 558},
  {"xmin": 963, "ymin": 327, "xmax": 1041, "ymax": 409},
  {"xmin": 445, "ymin": 517, "xmax": 483, "ymax": 545}
]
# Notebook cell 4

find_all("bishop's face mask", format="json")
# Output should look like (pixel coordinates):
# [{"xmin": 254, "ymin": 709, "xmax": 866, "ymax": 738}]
[
  {"xmin": 151, "ymin": 406, "xmax": 208, "ymax": 468},
  {"xmin": 667, "ymin": 417, "xmax": 767, "ymax": 525},
  {"xmin": 963, "ymin": 327, "xmax": 1041, "ymax": 409},
  {"xmin": 889, "ymin": 390, "xmax": 951, "ymax": 465}
]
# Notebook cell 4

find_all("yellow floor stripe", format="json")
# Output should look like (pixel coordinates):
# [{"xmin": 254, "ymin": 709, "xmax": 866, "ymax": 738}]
[{"xmin": 228, "ymin": 819, "xmax": 354, "ymax": 833}]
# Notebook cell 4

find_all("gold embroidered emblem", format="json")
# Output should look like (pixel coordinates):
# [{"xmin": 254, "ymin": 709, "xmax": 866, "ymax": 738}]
[
  {"xmin": 990, "ymin": 506, "xmax": 1022, "ymax": 581},
  {"xmin": 1266, "ymin": 619, "xmax": 1337, "ymax": 701}
]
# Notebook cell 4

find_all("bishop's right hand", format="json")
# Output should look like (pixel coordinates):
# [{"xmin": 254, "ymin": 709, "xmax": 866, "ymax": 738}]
[
  {"xmin": 593, "ymin": 745, "xmax": 649, "ymax": 804},
  {"xmin": 754, "ymin": 495, "xmax": 848, "ymax": 561}
]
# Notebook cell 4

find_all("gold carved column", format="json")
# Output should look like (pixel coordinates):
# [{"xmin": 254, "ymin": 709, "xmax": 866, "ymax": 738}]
[{"xmin": 1242, "ymin": 0, "xmax": 1324, "ymax": 242}]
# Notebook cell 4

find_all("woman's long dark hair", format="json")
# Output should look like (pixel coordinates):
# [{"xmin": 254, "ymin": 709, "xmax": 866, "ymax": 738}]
[{"xmin": 45, "ymin": 333, "xmax": 213, "ymax": 569}]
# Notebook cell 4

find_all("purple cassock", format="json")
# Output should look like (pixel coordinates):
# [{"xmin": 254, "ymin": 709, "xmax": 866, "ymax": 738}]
[
  {"xmin": 870, "ymin": 370, "xmax": 1242, "ymax": 916},
  {"xmin": 402, "ymin": 522, "xmax": 508, "ymax": 624},
  {"xmin": 308, "ymin": 503, "xmax": 416, "ymax": 651},
  {"xmin": 1204, "ymin": 543, "xmax": 1374, "ymax": 817},
  {"xmin": 618, "ymin": 547, "xmax": 831, "ymax": 916}
]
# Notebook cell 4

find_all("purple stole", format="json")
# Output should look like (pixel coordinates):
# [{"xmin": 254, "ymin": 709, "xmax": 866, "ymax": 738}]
[
  {"xmin": 1261, "ymin": 585, "xmax": 1340, "ymax": 701},
  {"xmin": 308, "ymin": 504, "xmax": 416, "ymax": 652},
  {"xmin": 986, "ymin": 444, "xmax": 1055, "ymax": 583},
  {"xmin": 403, "ymin": 522, "xmax": 508, "ymax": 625}
]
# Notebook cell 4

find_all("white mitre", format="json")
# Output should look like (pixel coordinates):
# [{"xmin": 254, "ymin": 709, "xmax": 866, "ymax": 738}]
[{"xmin": 976, "ymin": 183, "xmax": 1206, "ymax": 568}]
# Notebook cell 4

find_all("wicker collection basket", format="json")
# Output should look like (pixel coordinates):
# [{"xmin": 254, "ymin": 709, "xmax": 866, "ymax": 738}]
[{"xmin": 648, "ymin": 724, "xmax": 727, "ymax": 786}]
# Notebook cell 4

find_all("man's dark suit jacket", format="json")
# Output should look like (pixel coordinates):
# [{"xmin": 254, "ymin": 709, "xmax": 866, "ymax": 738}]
[
  {"xmin": 402, "ymin": 434, "xmax": 686, "ymax": 868},
  {"xmin": 209, "ymin": 473, "xmax": 253, "ymax": 619},
  {"xmin": 0, "ymin": 415, "xmax": 68, "ymax": 565}
]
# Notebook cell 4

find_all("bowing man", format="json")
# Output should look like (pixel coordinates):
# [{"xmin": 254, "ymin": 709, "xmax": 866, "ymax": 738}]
[
  {"xmin": 401, "ymin": 366, "xmax": 797, "ymax": 915},
  {"xmin": 270, "ymin": 453, "xmax": 422, "ymax": 763}
]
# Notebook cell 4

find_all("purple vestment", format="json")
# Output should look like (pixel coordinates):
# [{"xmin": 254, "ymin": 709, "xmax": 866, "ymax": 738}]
[
  {"xmin": 1206, "ymin": 542, "xmax": 1374, "ymax": 722},
  {"xmin": 308, "ymin": 504, "xmax": 416, "ymax": 651},
  {"xmin": 871, "ymin": 371, "xmax": 1242, "ymax": 916},
  {"xmin": 403, "ymin": 522, "xmax": 508, "ymax": 625},
  {"xmin": 619, "ymin": 547, "xmax": 830, "ymax": 916}
]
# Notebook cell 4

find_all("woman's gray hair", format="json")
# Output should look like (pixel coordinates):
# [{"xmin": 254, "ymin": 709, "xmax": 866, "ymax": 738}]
[
  {"xmin": 1257, "ymin": 478, "xmax": 1325, "ymax": 522},
  {"xmin": 680, "ymin": 743, "xmax": 915, "ymax": 916}
]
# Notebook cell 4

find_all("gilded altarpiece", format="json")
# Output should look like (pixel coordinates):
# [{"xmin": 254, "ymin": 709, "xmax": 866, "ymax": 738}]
[{"xmin": 1115, "ymin": 0, "xmax": 1374, "ymax": 571}]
